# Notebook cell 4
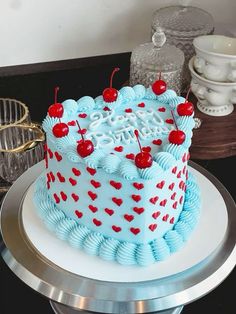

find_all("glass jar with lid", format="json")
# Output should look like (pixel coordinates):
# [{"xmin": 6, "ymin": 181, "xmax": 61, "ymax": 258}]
[
  {"xmin": 151, "ymin": 5, "xmax": 214, "ymax": 92},
  {"xmin": 130, "ymin": 28, "xmax": 184, "ymax": 95}
]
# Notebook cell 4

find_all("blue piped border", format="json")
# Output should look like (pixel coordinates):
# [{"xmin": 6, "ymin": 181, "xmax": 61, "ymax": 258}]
[{"xmin": 34, "ymin": 171, "xmax": 201, "ymax": 266}]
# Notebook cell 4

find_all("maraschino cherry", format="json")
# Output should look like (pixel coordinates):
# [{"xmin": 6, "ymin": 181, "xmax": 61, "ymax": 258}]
[
  {"xmin": 76, "ymin": 120, "xmax": 94, "ymax": 157},
  {"xmin": 51, "ymin": 87, "xmax": 69, "ymax": 138},
  {"xmin": 102, "ymin": 67, "xmax": 120, "ymax": 102},
  {"xmin": 168, "ymin": 111, "xmax": 186, "ymax": 145},
  {"xmin": 48, "ymin": 87, "xmax": 64, "ymax": 118},
  {"xmin": 152, "ymin": 72, "xmax": 167, "ymax": 95},
  {"xmin": 134, "ymin": 130, "xmax": 153, "ymax": 169},
  {"xmin": 177, "ymin": 88, "xmax": 194, "ymax": 116}
]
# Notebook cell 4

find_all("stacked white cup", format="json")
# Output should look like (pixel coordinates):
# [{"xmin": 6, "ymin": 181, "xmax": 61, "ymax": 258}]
[{"xmin": 189, "ymin": 35, "xmax": 236, "ymax": 116}]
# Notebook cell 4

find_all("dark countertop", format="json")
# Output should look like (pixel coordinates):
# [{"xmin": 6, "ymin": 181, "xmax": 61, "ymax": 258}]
[{"xmin": 0, "ymin": 62, "xmax": 235, "ymax": 314}]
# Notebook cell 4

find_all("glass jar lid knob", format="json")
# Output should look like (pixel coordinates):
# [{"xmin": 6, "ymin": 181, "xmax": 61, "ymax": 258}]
[{"xmin": 152, "ymin": 27, "xmax": 166, "ymax": 49}]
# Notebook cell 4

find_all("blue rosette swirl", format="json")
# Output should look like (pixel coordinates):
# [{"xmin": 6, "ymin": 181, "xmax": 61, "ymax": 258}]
[
  {"xmin": 119, "ymin": 160, "xmax": 139, "ymax": 180},
  {"xmin": 77, "ymin": 96, "xmax": 95, "ymax": 112},
  {"xmin": 133, "ymin": 84, "xmax": 146, "ymax": 99},
  {"xmin": 153, "ymin": 152, "xmax": 176, "ymax": 170}
]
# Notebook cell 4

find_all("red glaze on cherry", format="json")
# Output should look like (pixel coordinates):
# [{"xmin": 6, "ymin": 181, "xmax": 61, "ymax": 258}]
[
  {"xmin": 102, "ymin": 67, "xmax": 120, "ymax": 102},
  {"xmin": 77, "ymin": 140, "xmax": 94, "ymax": 157},
  {"xmin": 134, "ymin": 130, "xmax": 153, "ymax": 168},
  {"xmin": 76, "ymin": 120, "xmax": 94, "ymax": 157},
  {"xmin": 151, "ymin": 72, "xmax": 167, "ymax": 95},
  {"xmin": 168, "ymin": 130, "xmax": 186, "ymax": 145},
  {"xmin": 52, "ymin": 123, "xmax": 69, "ymax": 138},
  {"xmin": 48, "ymin": 87, "xmax": 64, "ymax": 118},
  {"xmin": 177, "ymin": 88, "xmax": 194, "ymax": 116}
]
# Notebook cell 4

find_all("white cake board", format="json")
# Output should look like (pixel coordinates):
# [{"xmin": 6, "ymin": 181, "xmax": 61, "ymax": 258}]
[{"xmin": 22, "ymin": 166, "xmax": 228, "ymax": 283}]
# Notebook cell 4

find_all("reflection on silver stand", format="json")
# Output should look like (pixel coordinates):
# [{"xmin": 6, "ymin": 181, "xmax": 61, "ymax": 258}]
[{"xmin": 0, "ymin": 161, "xmax": 235, "ymax": 314}]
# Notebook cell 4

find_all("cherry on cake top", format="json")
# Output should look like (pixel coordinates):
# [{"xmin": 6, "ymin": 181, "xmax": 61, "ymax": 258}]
[{"xmin": 102, "ymin": 68, "xmax": 120, "ymax": 103}]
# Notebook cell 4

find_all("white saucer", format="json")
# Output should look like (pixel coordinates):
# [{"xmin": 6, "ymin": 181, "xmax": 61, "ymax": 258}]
[{"xmin": 22, "ymin": 166, "xmax": 228, "ymax": 283}]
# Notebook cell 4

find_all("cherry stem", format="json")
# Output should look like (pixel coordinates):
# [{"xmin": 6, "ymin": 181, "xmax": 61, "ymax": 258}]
[
  {"xmin": 185, "ymin": 87, "xmax": 191, "ymax": 102},
  {"xmin": 134, "ymin": 130, "xmax": 142, "ymax": 152},
  {"xmin": 158, "ymin": 71, "xmax": 162, "ymax": 80},
  {"xmin": 54, "ymin": 86, "xmax": 59, "ymax": 104},
  {"xmin": 171, "ymin": 111, "xmax": 178, "ymax": 130},
  {"xmin": 76, "ymin": 120, "xmax": 84, "ymax": 141},
  {"xmin": 110, "ymin": 68, "xmax": 120, "ymax": 88}
]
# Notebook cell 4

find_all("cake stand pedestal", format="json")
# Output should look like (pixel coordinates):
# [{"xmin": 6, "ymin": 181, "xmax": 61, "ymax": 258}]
[{"xmin": 1, "ymin": 161, "xmax": 235, "ymax": 314}]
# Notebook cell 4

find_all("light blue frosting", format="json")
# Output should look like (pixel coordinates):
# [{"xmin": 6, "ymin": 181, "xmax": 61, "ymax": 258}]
[
  {"xmin": 77, "ymin": 96, "xmax": 95, "ymax": 112},
  {"xmin": 100, "ymin": 154, "xmax": 121, "ymax": 173},
  {"xmin": 94, "ymin": 93, "xmax": 123, "ymax": 110},
  {"xmin": 133, "ymin": 84, "xmax": 146, "ymax": 99},
  {"xmin": 55, "ymin": 134, "xmax": 76, "ymax": 152},
  {"xmin": 62, "ymin": 99, "xmax": 78, "ymax": 115},
  {"xmin": 153, "ymin": 152, "xmax": 176, "ymax": 170},
  {"xmin": 164, "ymin": 144, "xmax": 186, "ymax": 160},
  {"xmin": 168, "ymin": 96, "xmax": 186, "ymax": 109},
  {"xmin": 66, "ymin": 148, "xmax": 81, "ymax": 163},
  {"xmin": 34, "ymin": 171, "xmax": 201, "ymax": 266},
  {"xmin": 42, "ymin": 116, "xmax": 60, "ymax": 133},
  {"xmin": 68, "ymin": 225, "xmax": 91, "ymax": 248},
  {"xmin": 119, "ymin": 160, "xmax": 139, "ymax": 180},
  {"xmin": 84, "ymin": 149, "xmax": 106, "ymax": 169},
  {"xmin": 145, "ymin": 87, "xmax": 157, "ymax": 99},
  {"xmin": 119, "ymin": 86, "xmax": 136, "ymax": 102},
  {"xmin": 139, "ymin": 161, "xmax": 162, "ymax": 179},
  {"xmin": 157, "ymin": 90, "xmax": 177, "ymax": 103}
]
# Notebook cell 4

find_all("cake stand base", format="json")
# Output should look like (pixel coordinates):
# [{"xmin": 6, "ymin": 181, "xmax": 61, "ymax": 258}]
[
  {"xmin": 50, "ymin": 301, "xmax": 183, "ymax": 314},
  {"xmin": 197, "ymin": 101, "xmax": 234, "ymax": 117}
]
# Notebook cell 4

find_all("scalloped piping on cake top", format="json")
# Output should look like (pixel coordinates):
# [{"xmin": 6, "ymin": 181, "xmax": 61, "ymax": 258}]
[
  {"xmin": 34, "ymin": 171, "xmax": 201, "ymax": 266},
  {"xmin": 42, "ymin": 85, "xmax": 194, "ymax": 181}
]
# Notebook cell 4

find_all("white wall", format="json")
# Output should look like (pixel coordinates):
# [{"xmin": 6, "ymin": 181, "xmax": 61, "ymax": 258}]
[{"xmin": 0, "ymin": 0, "xmax": 235, "ymax": 67}]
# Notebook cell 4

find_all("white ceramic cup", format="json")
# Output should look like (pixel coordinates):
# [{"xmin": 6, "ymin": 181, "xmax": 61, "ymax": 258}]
[
  {"xmin": 193, "ymin": 35, "xmax": 236, "ymax": 82},
  {"xmin": 189, "ymin": 57, "xmax": 236, "ymax": 116}
]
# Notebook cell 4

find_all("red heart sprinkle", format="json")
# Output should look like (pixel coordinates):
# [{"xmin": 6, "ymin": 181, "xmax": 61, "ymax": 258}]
[
  {"xmin": 125, "ymin": 108, "xmax": 132, "ymax": 113},
  {"xmin": 133, "ymin": 182, "xmax": 144, "ymax": 190},
  {"xmin": 158, "ymin": 107, "xmax": 166, "ymax": 112},
  {"xmin": 75, "ymin": 210, "xmax": 83, "ymax": 219},
  {"xmin": 78, "ymin": 128, "xmax": 87, "ymax": 135},
  {"xmin": 152, "ymin": 211, "xmax": 161, "ymax": 219},
  {"xmin": 169, "ymin": 183, "xmax": 175, "ymax": 190},
  {"xmin": 130, "ymin": 227, "xmax": 140, "ymax": 235},
  {"xmin": 173, "ymin": 201, "xmax": 178, "ymax": 209},
  {"xmin": 57, "ymin": 172, "xmax": 65, "ymax": 183},
  {"xmin": 132, "ymin": 194, "xmax": 141, "ymax": 202},
  {"xmin": 183, "ymin": 166, "xmax": 186, "ymax": 175},
  {"xmin": 78, "ymin": 113, "xmax": 87, "ymax": 118},
  {"xmin": 133, "ymin": 207, "xmax": 144, "ymax": 215},
  {"xmin": 138, "ymin": 102, "xmax": 145, "ymax": 108},
  {"xmin": 67, "ymin": 120, "xmax": 76, "ymax": 126},
  {"xmin": 156, "ymin": 180, "xmax": 165, "ymax": 189},
  {"xmin": 71, "ymin": 193, "xmax": 79, "ymax": 202},
  {"xmin": 171, "ymin": 192, "xmax": 176, "ymax": 200},
  {"xmin": 187, "ymin": 152, "xmax": 190, "ymax": 160},
  {"xmin": 48, "ymin": 148, "xmax": 53, "ymax": 159},
  {"xmin": 160, "ymin": 199, "xmax": 167, "ymax": 207},
  {"xmin": 69, "ymin": 177, "xmax": 77, "ymax": 186},
  {"xmin": 126, "ymin": 153, "xmax": 135, "ymax": 160},
  {"xmin": 149, "ymin": 223, "xmax": 157, "ymax": 231},
  {"xmin": 110, "ymin": 180, "xmax": 122, "ymax": 190},
  {"xmin": 172, "ymin": 166, "xmax": 177, "ymax": 174},
  {"xmin": 93, "ymin": 218, "xmax": 102, "ymax": 226},
  {"xmin": 152, "ymin": 139, "xmax": 162, "ymax": 145},
  {"xmin": 142, "ymin": 146, "xmax": 151, "ymax": 153},
  {"xmin": 112, "ymin": 225, "xmax": 122, "ymax": 232},
  {"xmin": 177, "ymin": 171, "xmax": 182, "ymax": 178},
  {"xmin": 91, "ymin": 180, "xmax": 101, "ymax": 188},
  {"xmin": 182, "ymin": 153, "xmax": 187, "ymax": 162},
  {"xmin": 104, "ymin": 208, "xmax": 114, "ymax": 216},
  {"xmin": 72, "ymin": 168, "xmax": 81, "ymax": 176},
  {"xmin": 162, "ymin": 214, "xmax": 169, "ymax": 222},
  {"xmin": 46, "ymin": 173, "xmax": 51, "ymax": 183},
  {"xmin": 53, "ymin": 193, "xmax": 60, "ymax": 204},
  {"xmin": 60, "ymin": 191, "xmax": 67, "ymax": 201},
  {"xmin": 89, "ymin": 205, "xmax": 98, "ymax": 213},
  {"xmin": 55, "ymin": 152, "xmax": 62, "ymax": 161},
  {"xmin": 179, "ymin": 196, "xmax": 183, "ymax": 204},
  {"xmin": 47, "ymin": 182, "xmax": 50, "ymax": 189},
  {"xmin": 124, "ymin": 214, "xmax": 134, "ymax": 222},
  {"xmin": 88, "ymin": 191, "xmax": 97, "ymax": 201},
  {"xmin": 114, "ymin": 146, "xmax": 123, "ymax": 152},
  {"xmin": 179, "ymin": 181, "xmax": 184, "ymax": 189},
  {"xmin": 170, "ymin": 217, "xmax": 175, "ymax": 224},
  {"xmin": 86, "ymin": 167, "xmax": 96, "ymax": 176},
  {"xmin": 50, "ymin": 172, "xmax": 55, "ymax": 182},
  {"xmin": 149, "ymin": 196, "xmax": 158, "ymax": 205},
  {"xmin": 103, "ymin": 106, "xmax": 110, "ymax": 111},
  {"xmin": 166, "ymin": 119, "xmax": 174, "ymax": 124},
  {"xmin": 112, "ymin": 197, "xmax": 123, "ymax": 206}
]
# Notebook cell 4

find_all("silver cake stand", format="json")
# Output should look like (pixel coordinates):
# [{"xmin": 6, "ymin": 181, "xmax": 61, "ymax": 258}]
[{"xmin": 0, "ymin": 161, "xmax": 236, "ymax": 314}]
